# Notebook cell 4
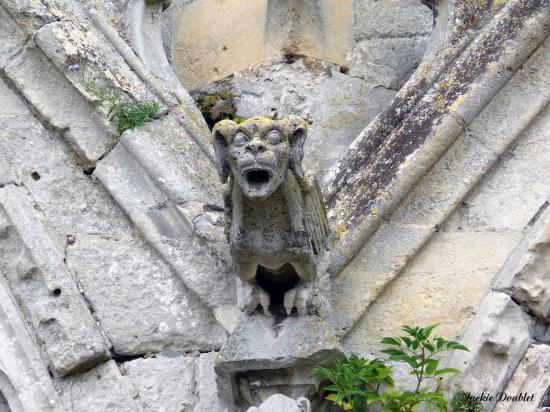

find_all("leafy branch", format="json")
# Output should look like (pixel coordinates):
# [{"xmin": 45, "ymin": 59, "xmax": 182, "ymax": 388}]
[{"xmin": 314, "ymin": 324, "xmax": 471, "ymax": 412}]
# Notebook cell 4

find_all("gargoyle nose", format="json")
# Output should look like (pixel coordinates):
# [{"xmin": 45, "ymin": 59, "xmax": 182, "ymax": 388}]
[{"xmin": 246, "ymin": 141, "xmax": 266, "ymax": 154}]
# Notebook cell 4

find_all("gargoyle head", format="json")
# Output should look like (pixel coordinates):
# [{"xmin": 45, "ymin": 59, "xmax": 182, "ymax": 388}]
[{"xmin": 212, "ymin": 115, "xmax": 307, "ymax": 200}]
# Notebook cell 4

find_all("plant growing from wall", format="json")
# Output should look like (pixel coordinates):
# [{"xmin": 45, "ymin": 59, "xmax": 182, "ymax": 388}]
[
  {"xmin": 193, "ymin": 90, "xmax": 278, "ymax": 129},
  {"xmin": 88, "ymin": 83, "xmax": 161, "ymax": 133},
  {"xmin": 74, "ymin": 63, "xmax": 161, "ymax": 134},
  {"xmin": 313, "ymin": 324, "xmax": 470, "ymax": 412}
]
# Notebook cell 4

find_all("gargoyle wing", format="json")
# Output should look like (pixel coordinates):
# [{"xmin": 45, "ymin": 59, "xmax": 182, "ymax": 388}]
[{"xmin": 302, "ymin": 171, "xmax": 330, "ymax": 255}]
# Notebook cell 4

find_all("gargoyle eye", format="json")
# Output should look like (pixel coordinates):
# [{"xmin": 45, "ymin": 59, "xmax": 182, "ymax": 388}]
[
  {"xmin": 232, "ymin": 132, "xmax": 248, "ymax": 146},
  {"xmin": 265, "ymin": 130, "xmax": 282, "ymax": 145}
]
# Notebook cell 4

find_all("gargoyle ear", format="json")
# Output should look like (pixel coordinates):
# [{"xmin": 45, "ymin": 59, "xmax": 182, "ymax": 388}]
[
  {"xmin": 212, "ymin": 120, "xmax": 236, "ymax": 184},
  {"xmin": 286, "ymin": 115, "xmax": 307, "ymax": 180}
]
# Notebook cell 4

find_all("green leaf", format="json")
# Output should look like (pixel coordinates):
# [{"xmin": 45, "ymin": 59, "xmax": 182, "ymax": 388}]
[
  {"xmin": 425, "ymin": 359, "xmax": 439, "ymax": 375},
  {"xmin": 323, "ymin": 385, "xmax": 340, "ymax": 392},
  {"xmin": 381, "ymin": 337, "xmax": 401, "ymax": 346},
  {"xmin": 424, "ymin": 342, "xmax": 435, "ymax": 353},
  {"xmin": 401, "ymin": 336, "xmax": 412, "ymax": 348},
  {"xmin": 422, "ymin": 323, "xmax": 440, "ymax": 339},
  {"xmin": 434, "ymin": 367, "xmax": 460, "ymax": 375}
]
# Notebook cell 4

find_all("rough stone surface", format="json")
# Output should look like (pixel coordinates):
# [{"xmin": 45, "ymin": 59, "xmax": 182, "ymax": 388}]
[
  {"xmin": 353, "ymin": 0, "xmax": 432, "ymax": 39},
  {"xmin": 495, "ymin": 204, "xmax": 550, "ymax": 322},
  {"xmin": 3, "ymin": 43, "xmax": 116, "ymax": 165},
  {"xmin": 124, "ymin": 355, "xmax": 196, "ymax": 412},
  {"xmin": 0, "ymin": 277, "xmax": 64, "ymax": 411},
  {"xmin": 247, "ymin": 394, "xmax": 311, "ymax": 412},
  {"xmin": 344, "ymin": 231, "xmax": 522, "ymax": 344},
  {"xmin": 495, "ymin": 344, "xmax": 550, "ymax": 412},
  {"xmin": 443, "ymin": 293, "xmax": 534, "ymax": 411},
  {"xmin": 217, "ymin": 314, "xmax": 343, "ymax": 408},
  {"xmin": 94, "ymin": 114, "xmax": 237, "ymax": 313},
  {"xmin": 67, "ymin": 237, "xmax": 227, "ymax": 355},
  {"xmin": 0, "ymin": 186, "xmax": 110, "ymax": 377},
  {"xmin": 196, "ymin": 352, "xmax": 237, "ymax": 412},
  {"xmin": 324, "ymin": 0, "xmax": 549, "ymax": 276},
  {"xmin": 0, "ymin": 0, "xmax": 549, "ymax": 410},
  {"xmin": 59, "ymin": 360, "xmax": 140, "ymax": 412}
]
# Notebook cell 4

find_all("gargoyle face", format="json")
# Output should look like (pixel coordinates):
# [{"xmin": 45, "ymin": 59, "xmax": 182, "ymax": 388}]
[{"xmin": 212, "ymin": 116, "xmax": 307, "ymax": 200}]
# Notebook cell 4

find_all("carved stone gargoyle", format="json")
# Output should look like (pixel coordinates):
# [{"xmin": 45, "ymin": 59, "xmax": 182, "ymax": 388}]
[{"xmin": 212, "ymin": 116, "xmax": 330, "ymax": 315}]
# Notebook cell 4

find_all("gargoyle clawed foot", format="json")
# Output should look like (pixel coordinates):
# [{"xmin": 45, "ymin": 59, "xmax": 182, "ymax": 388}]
[{"xmin": 283, "ymin": 285, "xmax": 309, "ymax": 316}]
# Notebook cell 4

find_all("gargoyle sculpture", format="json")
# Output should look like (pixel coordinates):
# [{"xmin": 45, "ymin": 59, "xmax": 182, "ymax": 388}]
[{"xmin": 212, "ymin": 115, "xmax": 330, "ymax": 315}]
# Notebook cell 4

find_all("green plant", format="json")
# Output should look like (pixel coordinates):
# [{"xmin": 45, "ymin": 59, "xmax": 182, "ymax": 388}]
[
  {"xmin": 449, "ymin": 387, "xmax": 483, "ymax": 412},
  {"xmin": 193, "ymin": 90, "xmax": 279, "ymax": 128},
  {"xmin": 194, "ymin": 90, "xmax": 237, "ymax": 127},
  {"xmin": 313, "ymin": 355, "xmax": 394, "ymax": 411},
  {"xmin": 81, "ymin": 75, "xmax": 161, "ymax": 133},
  {"xmin": 107, "ymin": 99, "xmax": 161, "ymax": 133},
  {"xmin": 313, "ymin": 324, "xmax": 470, "ymax": 412}
]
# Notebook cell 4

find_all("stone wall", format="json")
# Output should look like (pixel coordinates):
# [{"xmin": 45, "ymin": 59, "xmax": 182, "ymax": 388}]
[{"xmin": 0, "ymin": 0, "xmax": 549, "ymax": 411}]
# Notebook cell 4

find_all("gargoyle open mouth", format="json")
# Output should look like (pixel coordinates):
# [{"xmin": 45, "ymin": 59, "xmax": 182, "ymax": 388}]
[{"xmin": 245, "ymin": 169, "xmax": 272, "ymax": 187}]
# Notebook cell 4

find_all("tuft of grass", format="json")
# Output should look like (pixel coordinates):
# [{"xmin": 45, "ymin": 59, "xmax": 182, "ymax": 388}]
[
  {"xmin": 108, "ymin": 100, "xmax": 161, "ymax": 133},
  {"xmin": 80, "ymin": 76, "xmax": 161, "ymax": 133}
]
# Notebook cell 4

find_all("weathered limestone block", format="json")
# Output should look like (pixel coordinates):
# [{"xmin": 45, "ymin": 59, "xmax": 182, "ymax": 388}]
[
  {"xmin": 247, "ymin": 394, "xmax": 311, "ymax": 412},
  {"xmin": 0, "ymin": 4, "xmax": 27, "ymax": 68},
  {"xmin": 495, "ymin": 203, "xmax": 550, "ymax": 322},
  {"xmin": 196, "ymin": 352, "xmax": 237, "ymax": 412},
  {"xmin": 0, "ymin": 0, "xmax": 55, "ymax": 32},
  {"xmin": 3, "ymin": 43, "xmax": 115, "ymax": 164},
  {"xmin": 0, "ymin": 278, "xmax": 64, "ymax": 412},
  {"xmin": 67, "ymin": 237, "xmax": 227, "ymax": 354},
  {"xmin": 217, "ymin": 315, "xmax": 343, "ymax": 408},
  {"xmin": 444, "ymin": 292, "xmax": 534, "ymax": 411},
  {"xmin": 0, "ymin": 116, "xmax": 133, "ymax": 249},
  {"xmin": 344, "ymin": 230, "xmax": 522, "ymax": 344},
  {"xmin": 0, "ymin": 186, "xmax": 110, "ymax": 377},
  {"xmin": 495, "ymin": 344, "xmax": 550, "ymax": 412},
  {"xmin": 95, "ymin": 114, "xmax": 237, "ymax": 313},
  {"xmin": 33, "ymin": 19, "xmax": 156, "ymax": 105},
  {"xmin": 124, "ymin": 355, "xmax": 196, "ymax": 412},
  {"xmin": 349, "ymin": 36, "xmax": 429, "ymax": 90},
  {"xmin": 353, "ymin": 0, "xmax": 432, "ymax": 39},
  {"xmin": 60, "ymin": 360, "xmax": 141, "ymax": 411}
]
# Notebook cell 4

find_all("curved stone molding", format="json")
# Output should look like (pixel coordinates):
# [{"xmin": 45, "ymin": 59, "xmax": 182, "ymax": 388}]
[
  {"xmin": 0, "ymin": 186, "xmax": 110, "ymax": 377},
  {"xmin": 94, "ymin": 114, "xmax": 237, "ymax": 313},
  {"xmin": 332, "ymin": 33, "xmax": 550, "ymax": 336},
  {"xmin": 0, "ymin": 278, "xmax": 64, "ymax": 411},
  {"xmin": 324, "ymin": 0, "xmax": 549, "ymax": 277}
]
